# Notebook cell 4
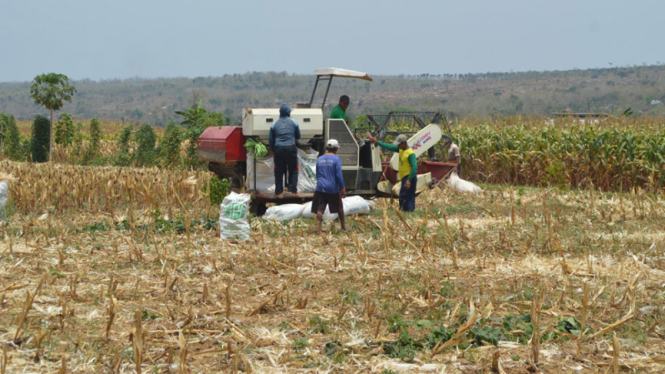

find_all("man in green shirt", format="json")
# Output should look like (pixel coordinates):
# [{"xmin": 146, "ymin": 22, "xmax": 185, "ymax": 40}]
[
  {"xmin": 368, "ymin": 134, "xmax": 418, "ymax": 211},
  {"xmin": 330, "ymin": 95, "xmax": 350, "ymax": 120},
  {"xmin": 330, "ymin": 94, "xmax": 367, "ymax": 149}
]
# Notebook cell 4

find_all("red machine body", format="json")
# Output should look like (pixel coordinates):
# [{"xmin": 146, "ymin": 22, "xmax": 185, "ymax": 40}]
[{"xmin": 197, "ymin": 126, "xmax": 247, "ymax": 162}]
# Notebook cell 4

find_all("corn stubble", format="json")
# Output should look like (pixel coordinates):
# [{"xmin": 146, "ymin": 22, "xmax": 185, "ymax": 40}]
[{"xmin": 0, "ymin": 132, "xmax": 664, "ymax": 372}]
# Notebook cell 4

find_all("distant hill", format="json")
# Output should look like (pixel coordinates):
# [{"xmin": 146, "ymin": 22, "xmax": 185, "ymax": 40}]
[{"xmin": 1, "ymin": 65, "xmax": 664, "ymax": 125}]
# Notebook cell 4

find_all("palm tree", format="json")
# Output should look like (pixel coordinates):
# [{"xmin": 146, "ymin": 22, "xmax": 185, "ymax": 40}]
[{"xmin": 30, "ymin": 73, "xmax": 77, "ymax": 161}]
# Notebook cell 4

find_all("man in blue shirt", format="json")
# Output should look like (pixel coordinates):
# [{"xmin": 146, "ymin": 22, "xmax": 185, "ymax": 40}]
[
  {"xmin": 269, "ymin": 104, "xmax": 301, "ymax": 198},
  {"xmin": 312, "ymin": 139, "xmax": 347, "ymax": 233}
]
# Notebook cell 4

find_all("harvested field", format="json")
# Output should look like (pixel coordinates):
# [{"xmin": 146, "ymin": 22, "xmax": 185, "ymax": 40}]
[{"xmin": 1, "ymin": 161, "xmax": 665, "ymax": 373}]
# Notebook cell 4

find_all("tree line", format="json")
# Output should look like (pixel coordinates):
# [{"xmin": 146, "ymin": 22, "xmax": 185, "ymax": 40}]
[{"xmin": 1, "ymin": 65, "xmax": 664, "ymax": 126}]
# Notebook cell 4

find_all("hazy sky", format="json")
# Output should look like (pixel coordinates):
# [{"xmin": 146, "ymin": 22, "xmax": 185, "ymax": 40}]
[{"xmin": 1, "ymin": 0, "xmax": 663, "ymax": 82}]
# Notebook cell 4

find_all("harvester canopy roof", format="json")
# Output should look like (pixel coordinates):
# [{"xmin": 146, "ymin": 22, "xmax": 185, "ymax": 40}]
[{"xmin": 313, "ymin": 67, "xmax": 373, "ymax": 81}]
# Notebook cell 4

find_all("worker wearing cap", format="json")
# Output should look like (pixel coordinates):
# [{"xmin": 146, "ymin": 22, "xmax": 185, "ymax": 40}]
[
  {"xmin": 312, "ymin": 139, "xmax": 347, "ymax": 233},
  {"xmin": 269, "ymin": 104, "xmax": 301, "ymax": 198},
  {"xmin": 368, "ymin": 134, "xmax": 418, "ymax": 211}
]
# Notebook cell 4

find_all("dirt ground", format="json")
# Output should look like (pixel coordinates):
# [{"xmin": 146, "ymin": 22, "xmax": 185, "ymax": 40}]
[{"xmin": 1, "ymin": 163, "xmax": 664, "ymax": 373}]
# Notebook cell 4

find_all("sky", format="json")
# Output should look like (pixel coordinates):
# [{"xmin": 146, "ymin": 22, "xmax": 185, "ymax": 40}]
[{"xmin": 0, "ymin": 0, "xmax": 663, "ymax": 82}]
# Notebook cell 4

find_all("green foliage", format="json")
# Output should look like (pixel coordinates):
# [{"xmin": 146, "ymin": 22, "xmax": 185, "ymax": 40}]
[
  {"xmin": 541, "ymin": 160, "xmax": 566, "ymax": 188},
  {"xmin": 383, "ymin": 330, "xmax": 418, "ymax": 362},
  {"xmin": 81, "ymin": 118, "xmax": 102, "ymax": 164},
  {"xmin": 202, "ymin": 176, "xmax": 230, "ymax": 206},
  {"xmin": 1, "ymin": 114, "xmax": 23, "ymax": 161},
  {"xmin": 30, "ymin": 115, "xmax": 51, "ymax": 163},
  {"xmin": 245, "ymin": 138, "xmax": 268, "ymax": 157},
  {"xmin": 30, "ymin": 73, "xmax": 77, "ymax": 159},
  {"xmin": 291, "ymin": 337, "xmax": 309, "ymax": 350},
  {"xmin": 115, "ymin": 124, "xmax": 133, "ymax": 166},
  {"xmin": 89, "ymin": 118, "xmax": 102, "ymax": 157},
  {"xmin": 308, "ymin": 314, "xmax": 330, "ymax": 334},
  {"xmin": 70, "ymin": 122, "xmax": 85, "ymax": 162},
  {"xmin": 175, "ymin": 101, "xmax": 225, "ymax": 168},
  {"xmin": 158, "ymin": 121, "xmax": 182, "ymax": 167},
  {"xmin": 30, "ymin": 73, "xmax": 77, "ymax": 113},
  {"xmin": 55, "ymin": 113, "xmax": 75, "ymax": 146},
  {"xmin": 555, "ymin": 316, "xmax": 583, "ymax": 336},
  {"xmin": 134, "ymin": 124, "xmax": 157, "ymax": 166}
]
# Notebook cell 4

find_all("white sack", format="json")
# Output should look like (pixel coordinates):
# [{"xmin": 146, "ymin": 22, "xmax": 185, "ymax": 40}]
[
  {"xmin": 447, "ymin": 172, "xmax": 482, "ymax": 193},
  {"xmin": 301, "ymin": 196, "xmax": 370, "ymax": 221},
  {"xmin": 301, "ymin": 201, "xmax": 338, "ymax": 221},
  {"xmin": 219, "ymin": 192, "xmax": 251, "ymax": 240},
  {"xmin": 263, "ymin": 204, "xmax": 305, "ymax": 221},
  {"xmin": 342, "ymin": 196, "xmax": 371, "ymax": 215}
]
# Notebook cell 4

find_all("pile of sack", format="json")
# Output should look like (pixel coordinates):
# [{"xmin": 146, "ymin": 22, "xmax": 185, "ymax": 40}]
[{"xmin": 263, "ymin": 196, "xmax": 373, "ymax": 221}]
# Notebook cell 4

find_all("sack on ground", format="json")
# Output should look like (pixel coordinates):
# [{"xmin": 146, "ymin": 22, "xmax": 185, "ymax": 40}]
[
  {"xmin": 301, "ymin": 201, "xmax": 338, "ymax": 221},
  {"xmin": 263, "ymin": 204, "xmax": 305, "ymax": 221},
  {"xmin": 342, "ymin": 196, "xmax": 371, "ymax": 215},
  {"xmin": 219, "ymin": 192, "xmax": 251, "ymax": 240},
  {"xmin": 447, "ymin": 172, "xmax": 482, "ymax": 193},
  {"xmin": 301, "ymin": 196, "xmax": 370, "ymax": 220}
]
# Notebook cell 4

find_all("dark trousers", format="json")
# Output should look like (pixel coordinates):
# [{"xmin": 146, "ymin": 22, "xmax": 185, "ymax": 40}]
[
  {"xmin": 399, "ymin": 175, "xmax": 417, "ymax": 211},
  {"xmin": 274, "ymin": 146, "xmax": 298, "ymax": 194}
]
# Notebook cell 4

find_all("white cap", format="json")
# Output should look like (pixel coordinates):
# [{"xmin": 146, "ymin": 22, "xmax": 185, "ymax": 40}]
[{"xmin": 326, "ymin": 139, "xmax": 339, "ymax": 148}]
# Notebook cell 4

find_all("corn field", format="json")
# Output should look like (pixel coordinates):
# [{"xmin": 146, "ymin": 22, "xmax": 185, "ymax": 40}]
[{"xmin": 439, "ymin": 116, "xmax": 665, "ymax": 192}]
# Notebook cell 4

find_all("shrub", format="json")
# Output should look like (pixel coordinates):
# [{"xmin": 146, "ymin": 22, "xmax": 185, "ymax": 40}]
[
  {"xmin": 159, "ymin": 121, "xmax": 182, "ymax": 168},
  {"xmin": 30, "ymin": 115, "xmax": 50, "ymax": 162},
  {"xmin": 115, "ymin": 124, "xmax": 133, "ymax": 166},
  {"xmin": 202, "ymin": 176, "xmax": 230, "ymax": 206},
  {"xmin": 55, "ymin": 113, "xmax": 75, "ymax": 146},
  {"xmin": 89, "ymin": 118, "xmax": 102, "ymax": 156},
  {"xmin": 135, "ymin": 124, "xmax": 156, "ymax": 166},
  {"xmin": 1, "ymin": 114, "xmax": 22, "ymax": 161}
]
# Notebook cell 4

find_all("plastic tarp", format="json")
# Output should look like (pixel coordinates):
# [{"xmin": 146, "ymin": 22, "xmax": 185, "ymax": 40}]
[
  {"xmin": 219, "ymin": 192, "xmax": 251, "ymax": 240},
  {"xmin": 247, "ymin": 148, "xmax": 318, "ymax": 193}
]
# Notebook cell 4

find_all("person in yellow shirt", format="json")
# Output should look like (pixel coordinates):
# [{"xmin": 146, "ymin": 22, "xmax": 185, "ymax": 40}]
[{"xmin": 368, "ymin": 134, "xmax": 418, "ymax": 211}]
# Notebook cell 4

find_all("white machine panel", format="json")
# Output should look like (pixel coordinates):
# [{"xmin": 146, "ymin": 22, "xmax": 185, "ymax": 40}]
[
  {"xmin": 242, "ymin": 108, "xmax": 323, "ymax": 141},
  {"xmin": 390, "ymin": 124, "xmax": 443, "ymax": 170}
]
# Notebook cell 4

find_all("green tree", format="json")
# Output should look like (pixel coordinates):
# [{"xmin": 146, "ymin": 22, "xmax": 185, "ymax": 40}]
[
  {"xmin": 116, "ymin": 124, "xmax": 133, "ymax": 166},
  {"xmin": 158, "ymin": 121, "xmax": 182, "ymax": 167},
  {"xmin": 134, "ymin": 124, "xmax": 156, "ymax": 166},
  {"xmin": 175, "ymin": 101, "xmax": 218, "ymax": 168},
  {"xmin": 88, "ymin": 118, "xmax": 102, "ymax": 159},
  {"xmin": 29, "ymin": 73, "xmax": 77, "ymax": 161},
  {"xmin": 70, "ymin": 122, "xmax": 84, "ymax": 163},
  {"xmin": 30, "ymin": 115, "xmax": 51, "ymax": 163},
  {"xmin": 1, "ymin": 114, "xmax": 22, "ymax": 161},
  {"xmin": 55, "ymin": 113, "xmax": 75, "ymax": 146}
]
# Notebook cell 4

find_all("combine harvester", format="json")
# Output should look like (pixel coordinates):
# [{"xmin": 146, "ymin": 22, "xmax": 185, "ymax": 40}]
[{"xmin": 197, "ymin": 68, "xmax": 457, "ymax": 214}]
